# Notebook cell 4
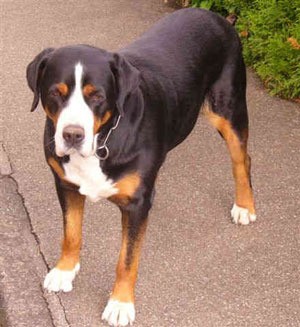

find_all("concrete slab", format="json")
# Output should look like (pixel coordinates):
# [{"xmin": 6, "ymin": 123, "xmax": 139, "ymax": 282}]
[
  {"xmin": 1, "ymin": 1, "xmax": 300, "ymax": 327},
  {"xmin": 0, "ymin": 176, "xmax": 54, "ymax": 327}
]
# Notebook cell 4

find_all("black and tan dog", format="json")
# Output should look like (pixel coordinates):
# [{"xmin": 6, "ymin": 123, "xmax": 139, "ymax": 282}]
[{"xmin": 26, "ymin": 8, "xmax": 256, "ymax": 326}]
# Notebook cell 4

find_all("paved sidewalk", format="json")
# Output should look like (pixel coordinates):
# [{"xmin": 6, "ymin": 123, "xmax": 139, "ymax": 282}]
[{"xmin": 1, "ymin": 1, "xmax": 300, "ymax": 327}]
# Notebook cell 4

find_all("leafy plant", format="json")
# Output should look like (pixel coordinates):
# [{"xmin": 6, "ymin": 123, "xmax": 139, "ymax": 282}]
[{"xmin": 189, "ymin": 0, "xmax": 300, "ymax": 99}]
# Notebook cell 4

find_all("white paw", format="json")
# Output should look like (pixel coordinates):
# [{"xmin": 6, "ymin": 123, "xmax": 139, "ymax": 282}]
[
  {"xmin": 43, "ymin": 263, "xmax": 80, "ymax": 292},
  {"xmin": 231, "ymin": 203, "xmax": 257, "ymax": 225},
  {"xmin": 102, "ymin": 299, "xmax": 135, "ymax": 326}
]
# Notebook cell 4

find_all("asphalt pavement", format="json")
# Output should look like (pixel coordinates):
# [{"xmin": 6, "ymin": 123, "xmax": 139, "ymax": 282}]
[{"xmin": 1, "ymin": 1, "xmax": 300, "ymax": 327}]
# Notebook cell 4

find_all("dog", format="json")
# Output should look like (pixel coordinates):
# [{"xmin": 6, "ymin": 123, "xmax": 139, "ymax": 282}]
[{"xmin": 26, "ymin": 8, "xmax": 256, "ymax": 326}]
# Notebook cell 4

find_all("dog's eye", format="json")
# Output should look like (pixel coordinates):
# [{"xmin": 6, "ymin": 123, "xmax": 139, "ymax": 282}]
[
  {"xmin": 49, "ymin": 89, "xmax": 61, "ymax": 98},
  {"xmin": 90, "ymin": 92, "xmax": 104, "ymax": 102}
]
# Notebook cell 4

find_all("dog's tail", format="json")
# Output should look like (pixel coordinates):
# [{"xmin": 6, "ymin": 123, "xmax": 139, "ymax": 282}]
[{"xmin": 226, "ymin": 14, "xmax": 238, "ymax": 26}]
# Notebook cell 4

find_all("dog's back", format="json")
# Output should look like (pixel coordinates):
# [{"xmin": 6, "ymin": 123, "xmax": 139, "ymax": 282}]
[{"xmin": 121, "ymin": 8, "xmax": 245, "ymax": 149}]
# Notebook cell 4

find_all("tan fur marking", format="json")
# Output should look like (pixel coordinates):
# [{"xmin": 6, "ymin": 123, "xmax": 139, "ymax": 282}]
[
  {"xmin": 111, "ymin": 212, "xmax": 147, "ymax": 303},
  {"xmin": 109, "ymin": 172, "xmax": 140, "ymax": 206},
  {"xmin": 45, "ymin": 106, "xmax": 59, "ymax": 126},
  {"xmin": 48, "ymin": 157, "xmax": 78, "ymax": 192},
  {"xmin": 56, "ymin": 191, "xmax": 85, "ymax": 271},
  {"xmin": 48, "ymin": 157, "xmax": 65, "ymax": 180},
  {"xmin": 57, "ymin": 83, "xmax": 68, "ymax": 96},
  {"xmin": 94, "ymin": 110, "xmax": 112, "ymax": 134},
  {"xmin": 204, "ymin": 108, "xmax": 255, "ymax": 214},
  {"xmin": 82, "ymin": 84, "xmax": 96, "ymax": 97}
]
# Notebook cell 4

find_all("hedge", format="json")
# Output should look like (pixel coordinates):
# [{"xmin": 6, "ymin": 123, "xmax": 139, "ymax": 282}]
[{"xmin": 188, "ymin": 0, "xmax": 300, "ymax": 100}]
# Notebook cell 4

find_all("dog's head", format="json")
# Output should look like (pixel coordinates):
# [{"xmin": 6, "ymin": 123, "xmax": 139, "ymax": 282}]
[{"xmin": 26, "ymin": 45, "xmax": 140, "ymax": 157}]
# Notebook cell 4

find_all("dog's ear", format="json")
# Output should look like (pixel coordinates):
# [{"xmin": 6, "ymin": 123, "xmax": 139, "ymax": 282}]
[
  {"xmin": 111, "ymin": 53, "xmax": 140, "ymax": 116},
  {"xmin": 26, "ymin": 48, "xmax": 55, "ymax": 112}
]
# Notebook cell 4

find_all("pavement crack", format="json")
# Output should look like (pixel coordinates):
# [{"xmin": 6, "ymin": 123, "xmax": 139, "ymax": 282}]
[
  {"xmin": 7, "ymin": 173, "xmax": 72, "ymax": 327},
  {"xmin": 39, "ymin": 282, "xmax": 72, "ymax": 327},
  {"xmin": 8, "ymin": 173, "xmax": 51, "ymax": 271},
  {"xmin": 38, "ymin": 283, "xmax": 57, "ymax": 327},
  {"xmin": 56, "ymin": 294, "xmax": 72, "ymax": 327},
  {"xmin": 1, "ymin": 144, "xmax": 47, "ymax": 267},
  {"xmin": 2, "ymin": 144, "xmax": 71, "ymax": 326}
]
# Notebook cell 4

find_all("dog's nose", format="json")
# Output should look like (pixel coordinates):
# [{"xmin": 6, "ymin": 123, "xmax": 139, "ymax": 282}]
[{"xmin": 63, "ymin": 125, "xmax": 85, "ymax": 146}]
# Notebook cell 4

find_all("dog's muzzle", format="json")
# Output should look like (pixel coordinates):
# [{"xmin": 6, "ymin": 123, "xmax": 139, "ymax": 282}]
[{"xmin": 62, "ymin": 125, "xmax": 85, "ymax": 148}]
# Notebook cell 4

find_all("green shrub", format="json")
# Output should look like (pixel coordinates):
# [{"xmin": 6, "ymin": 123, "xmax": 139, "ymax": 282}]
[
  {"xmin": 191, "ymin": 0, "xmax": 251, "ymax": 14},
  {"xmin": 190, "ymin": 0, "xmax": 300, "ymax": 100}
]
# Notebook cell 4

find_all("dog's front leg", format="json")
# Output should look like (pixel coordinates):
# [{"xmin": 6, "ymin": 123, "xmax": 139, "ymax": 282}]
[
  {"xmin": 102, "ymin": 204, "xmax": 149, "ymax": 326},
  {"xmin": 44, "ymin": 179, "xmax": 85, "ymax": 293}
]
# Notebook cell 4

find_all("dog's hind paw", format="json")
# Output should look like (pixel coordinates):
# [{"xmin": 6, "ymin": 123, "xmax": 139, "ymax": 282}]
[
  {"xmin": 231, "ymin": 203, "xmax": 256, "ymax": 225},
  {"xmin": 102, "ymin": 299, "xmax": 135, "ymax": 326},
  {"xmin": 43, "ymin": 263, "xmax": 80, "ymax": 292}
]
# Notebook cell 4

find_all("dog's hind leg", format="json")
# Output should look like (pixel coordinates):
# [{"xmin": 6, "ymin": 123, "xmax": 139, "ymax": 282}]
[{"xmin": 203, "ymin": 61, "xmax": 256, "ymax": 225}]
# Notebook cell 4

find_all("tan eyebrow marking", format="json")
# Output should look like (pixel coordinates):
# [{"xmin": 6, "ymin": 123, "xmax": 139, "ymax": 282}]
[
  {"xmin": 83, "ymin": 84, "xmax": 96, "ymax": 97},
  {"xmin": 57, "ymin": 83, "xmax": 69, "ymax": 96}
]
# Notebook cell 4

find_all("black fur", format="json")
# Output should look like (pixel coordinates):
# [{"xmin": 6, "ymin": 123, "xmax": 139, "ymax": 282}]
[{"xmin": 27, "ymin": 8, "xmax": 248, "ymax": 277}]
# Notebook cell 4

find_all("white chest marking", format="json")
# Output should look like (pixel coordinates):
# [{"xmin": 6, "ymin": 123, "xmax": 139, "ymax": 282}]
[{"xmin": 63, "ymin": 153, "xmax": 118, "ymax": 202}]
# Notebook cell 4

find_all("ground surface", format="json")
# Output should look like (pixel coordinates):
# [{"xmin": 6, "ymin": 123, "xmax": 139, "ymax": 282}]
[{"xmin": 1, "ymin": 1, "xmax": 299, "ymax": 326}]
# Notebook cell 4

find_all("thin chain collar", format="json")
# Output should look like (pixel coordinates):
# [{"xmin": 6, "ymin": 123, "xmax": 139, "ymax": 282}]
[{"xmin": 94, "ymin": 115, "xmax": 121, "ymax": 161}]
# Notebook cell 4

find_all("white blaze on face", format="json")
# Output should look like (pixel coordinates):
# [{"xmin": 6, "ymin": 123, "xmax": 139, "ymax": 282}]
[{"xmin": 55, "ymin": 63, "xmax": 94, "ymax": 157}]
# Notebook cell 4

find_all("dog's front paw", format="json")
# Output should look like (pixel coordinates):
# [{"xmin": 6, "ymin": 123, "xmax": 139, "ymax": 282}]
[
  {"xmin": 231, "ymin": 203, "xmax": 256, "ymax": 225},
  {"xmin": 43, "ymin": 263, "xmax": 80, "ymax": 292},
  {"xmin": 102, "ymin": 299, "xmax": 135, "ymax": 326}
]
